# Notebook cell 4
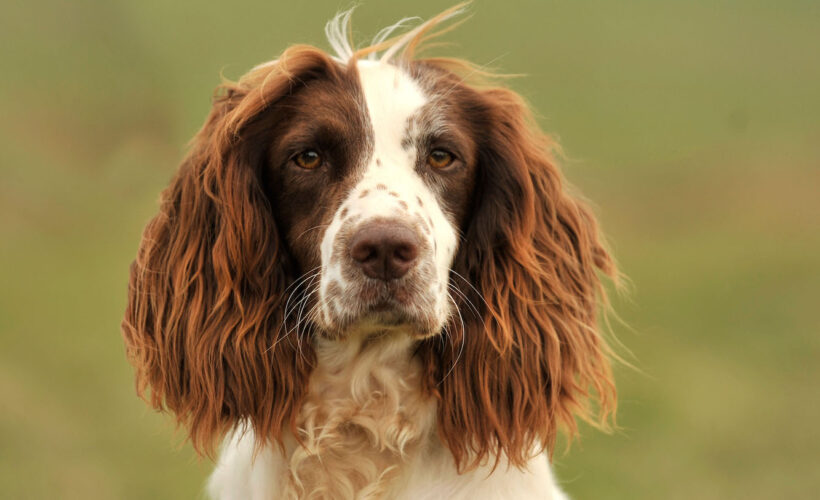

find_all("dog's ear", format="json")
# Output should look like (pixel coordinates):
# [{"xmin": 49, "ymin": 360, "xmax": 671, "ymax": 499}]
[
  {"xmin": 420, "ymin": 86, "xmax": 617, "ymax": 470},
  {"xmin": 121, "ymin": 47, "xmax": 337, "ymax": 455}
]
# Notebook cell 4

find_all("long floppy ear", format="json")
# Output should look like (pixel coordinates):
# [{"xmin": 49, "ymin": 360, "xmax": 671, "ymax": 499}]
[
  {"xmin": 420, "ymin": 85, "xmax": 617, "ymax": 470},
  {"xmin": 122, "ymin": 47, "xmax": 336, "ymax": 455}
]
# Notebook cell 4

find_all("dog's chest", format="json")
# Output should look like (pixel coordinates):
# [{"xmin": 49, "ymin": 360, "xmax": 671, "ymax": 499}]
[{"xmin": 284, "ymin": 336, "xmax": 436, "ymax": 499}]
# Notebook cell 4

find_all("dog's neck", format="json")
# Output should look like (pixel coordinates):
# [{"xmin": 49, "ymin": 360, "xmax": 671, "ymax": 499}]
[
  {"xmin": 314, "ymin": 328, "xmax": 416, "ymax": 372},
  {"xmin": 284, "ymin": 330, "xmax": 436, "ymax": 498}
]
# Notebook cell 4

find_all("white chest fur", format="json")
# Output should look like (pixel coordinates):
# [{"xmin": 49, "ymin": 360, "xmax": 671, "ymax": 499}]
[{"xmin": 207, "ymin": 334, "xmax": 568, "ymax": 500}]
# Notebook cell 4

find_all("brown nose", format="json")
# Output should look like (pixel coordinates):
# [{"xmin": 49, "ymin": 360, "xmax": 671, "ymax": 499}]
[{"xmin": 349, "ymin": 222, "xmax": 420, "ymax": 280}]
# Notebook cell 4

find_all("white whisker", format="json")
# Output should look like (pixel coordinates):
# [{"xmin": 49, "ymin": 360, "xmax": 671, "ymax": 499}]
[{"xmin": 438, "ymin": 292, "xmax": 466, "ymax": 385}]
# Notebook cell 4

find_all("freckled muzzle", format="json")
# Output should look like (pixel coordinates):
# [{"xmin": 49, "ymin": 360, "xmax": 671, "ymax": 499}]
[{"xmin": 318, "ymin": 214, "xmax": 442, "ymax": 337}]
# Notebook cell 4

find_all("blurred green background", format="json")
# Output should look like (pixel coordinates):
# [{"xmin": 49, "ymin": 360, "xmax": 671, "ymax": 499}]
[{"xmin": 1, "ymin": 0, "xmax": 818, "ymax": 498}]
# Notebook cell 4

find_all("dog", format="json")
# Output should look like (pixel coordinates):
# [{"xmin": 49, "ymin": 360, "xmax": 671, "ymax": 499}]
[{"xmin": 122, "ymin": 5, "xmax": 617, "ymax": 499}]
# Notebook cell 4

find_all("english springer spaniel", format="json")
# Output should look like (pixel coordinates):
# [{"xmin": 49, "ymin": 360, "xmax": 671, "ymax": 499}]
[{"xmin": 123, "ymin": 5, "xmax": 617, "ymax": 499}]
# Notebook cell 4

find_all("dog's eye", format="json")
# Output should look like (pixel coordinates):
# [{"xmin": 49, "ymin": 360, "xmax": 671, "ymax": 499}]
[
  {"xmin": 427, "ymin": 149, "xmax": 455, "ymax": 169},
  {"xmin": 293, "ymin": 150, "xmax": 322, "ymax": 170}
]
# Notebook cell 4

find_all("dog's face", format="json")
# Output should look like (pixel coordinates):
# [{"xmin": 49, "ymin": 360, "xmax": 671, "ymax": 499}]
[{"xmin": 265, "ymin": 60, "xmax": 479, "ymax": 339}]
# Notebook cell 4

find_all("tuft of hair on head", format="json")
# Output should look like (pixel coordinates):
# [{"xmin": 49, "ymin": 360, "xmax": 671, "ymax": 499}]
[{"xmin": 323, "ymin": 2, "xmax": 472, "ymax": 64}]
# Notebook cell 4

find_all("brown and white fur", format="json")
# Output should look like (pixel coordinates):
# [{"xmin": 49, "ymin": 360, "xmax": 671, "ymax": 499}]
[{"xmin": 122, "ymin": 6, "xmax": 617, "ymax": 499}]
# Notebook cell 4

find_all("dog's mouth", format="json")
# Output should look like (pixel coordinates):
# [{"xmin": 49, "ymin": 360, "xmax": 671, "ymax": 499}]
[
  {"xmin": 358, "ymin": 279, "xmax": 419, "ymax": 307},
  {"xmin": 362, "ymin": 304, "xmax": 419, "ymax": 329},
  {"xmin": 316, "ymin": 278, "xmax": 442, "ymax": 339}
]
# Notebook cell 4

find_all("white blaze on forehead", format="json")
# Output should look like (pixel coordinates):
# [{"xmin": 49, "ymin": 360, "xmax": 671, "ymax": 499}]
[
  {"xmin": 356, "ymin": 60, "xmax": 427, "ymax": 160},
  {"xmin": 349, "ymin": 60, "xmax": 434, "ymax": 223}
]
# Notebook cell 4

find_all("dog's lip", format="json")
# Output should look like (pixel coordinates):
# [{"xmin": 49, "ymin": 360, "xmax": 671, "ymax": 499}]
[
  {"xmin": 320, "ymin": 295, "xmax": 438, "ymax": 338},
  {"xmin": 359, "ymin": 281, "xmax": 415, "ymax": 306},
  {"xmin": 365, "ymin": 297, "xmax": 412, "ymax": 318},
  {"xmin": 320, "ymin": 276, "xmax": 438, "ymax": 335},
  {"xmin": 359, "ymin": 298, "xmax": 420, "ymax": 327}
]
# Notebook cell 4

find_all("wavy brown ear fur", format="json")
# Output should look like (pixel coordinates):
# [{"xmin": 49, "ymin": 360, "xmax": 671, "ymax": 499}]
[
  {"xmin": 121, "ymin": 46, "xmax": 338, "ymax": 456},
  {"xmin": 418, "ymin": 83, "xmax": 617, "ymax": 471}
]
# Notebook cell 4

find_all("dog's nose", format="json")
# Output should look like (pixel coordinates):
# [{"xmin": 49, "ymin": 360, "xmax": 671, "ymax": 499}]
[{"xmin": 349, "ymin": 222, "xmax": 419, "ymax": 280}]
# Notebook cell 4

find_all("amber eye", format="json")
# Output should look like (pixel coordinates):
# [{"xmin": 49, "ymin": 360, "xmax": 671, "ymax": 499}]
[
  {"xmin": 427, "ymin": 149, "xmax": 455, "ymax": 169},
  {"xmin": 293, "ymin": 150, "xmax": 322, "ymax": 169}
]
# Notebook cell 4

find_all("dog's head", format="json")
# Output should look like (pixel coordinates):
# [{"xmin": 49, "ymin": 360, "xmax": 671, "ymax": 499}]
[
  {"xmin": 264, "ymin": 56, "xmax": 477, "ymax": 341},
  {"xmin": 123, "ymin": 6, "xmax": 617, "ymax": 469}
]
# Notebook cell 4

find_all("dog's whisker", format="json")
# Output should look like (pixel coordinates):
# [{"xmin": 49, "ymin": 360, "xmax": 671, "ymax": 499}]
[
  {"xmin": 447, "ymin": 282, "xmax": 482, "ymax": 322},
  {"xmin": 268, "ymin": 269, "xmax": 322, "ymax": 352},
  {"xmin": 292, "ymin": 224, "xmax": 331, "ymax": 246},
  {"xmin": 438, "ymin": 292, "xmax": 466, "ymax": 386},
  {"xmin": 291, "ymin": 272, "xmax": 322, "ymax": 359},
  {"xmin": 293, "ymin": 289, "xmax": 318, "ymax": 350},
  {"xmin": 281, "ymin": 269, "xmax": 321, "ymax": 328},
  {"xmin": 449, "ymin": 270, "xmax": 491, "ymax": 312}
]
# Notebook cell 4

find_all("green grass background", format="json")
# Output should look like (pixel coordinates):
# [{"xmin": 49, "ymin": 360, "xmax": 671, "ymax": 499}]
[{"xmin": 1, "ymin": 1, "xmax": 818, "ymax": 498}]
